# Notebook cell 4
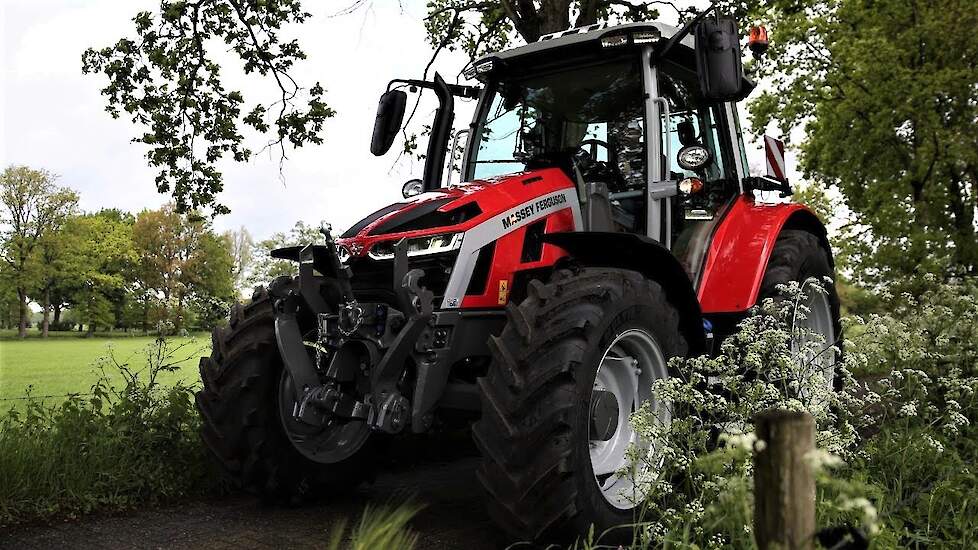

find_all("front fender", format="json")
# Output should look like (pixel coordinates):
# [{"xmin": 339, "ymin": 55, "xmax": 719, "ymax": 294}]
[
  {"xmin": 541, "ymin": 232, "xmax": 706, "ymax": 355},
  {"xmin": 697, "ymin": 196, "xmax": 830, "ymax": 314}
]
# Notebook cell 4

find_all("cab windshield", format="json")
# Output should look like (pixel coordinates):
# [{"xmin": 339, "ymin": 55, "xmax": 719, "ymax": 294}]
[{"xmin": 468, "ymin": 57, "xmax": 645, "ymax": 185}]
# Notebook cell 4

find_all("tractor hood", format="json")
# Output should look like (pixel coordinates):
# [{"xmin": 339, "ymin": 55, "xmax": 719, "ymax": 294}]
[{"xmin": 335, "ymin": 167, "xmax": 577, "ymax": 260}]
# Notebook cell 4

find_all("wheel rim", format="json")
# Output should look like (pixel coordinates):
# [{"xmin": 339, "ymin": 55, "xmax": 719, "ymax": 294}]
[
  {"xmin": 277, "ymin": 370, "xmax": 371, "ymax": 464},
  {"xmin": 792, "ymin": 289, "xmax": 837, "ymax": 402},
  {"xmin": 588, "ymin": 328, "xmax": 670, "ymax": 510}
]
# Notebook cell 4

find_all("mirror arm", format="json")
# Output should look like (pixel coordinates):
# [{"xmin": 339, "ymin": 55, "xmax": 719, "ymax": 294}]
[
  {"xmin": 386, "ymin": 78, "xmax": 481, "ymax": 99},
  {"xmin": 422, "ymin": 74, "xmax": 455, "ymax": 193},
  {"xmin": 654, "ymin": 2, "xmax": 717, "ymax": 62}
]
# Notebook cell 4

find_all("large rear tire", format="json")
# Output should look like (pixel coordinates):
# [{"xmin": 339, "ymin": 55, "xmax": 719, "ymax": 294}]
[
  {"xmin": 474, "ymin": 267, "xmax": 687, "ymax": 545},
  {"xmin": 195, "ymin": 286, "xmax": 378, "ymax": 501}
]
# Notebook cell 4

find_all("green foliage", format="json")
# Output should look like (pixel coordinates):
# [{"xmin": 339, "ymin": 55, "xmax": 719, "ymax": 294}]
[
  {"xmin": 61, "ymin": 210, "xmax": 138, "ymax": 333},
  {"xmin": 0, "ymin": 166, "xmax": 79, "ymax": 337},
  {"xmin": 245, "ymin": 220, "xmax": 324, "ymax": 288},
  {"xmin": 617, "ymin": 277, "xmax": 978, "ymax": 549},
  {"xmin": 131, "ymin": 204, "xmax": 236, "ymax": 332},
  {"xmin": 325, "ymin": 502, "xmax": 422, "ymax": 550},
  {"xmin": 747, "ymin": 0, "xmax": 978, "ymax": 288},
  {"xmin": 81, "ymin": 1, "xmax": 334, "ymax": 215},
  {"xmin": 0, "ymin": 332, "xmax": 215, "ymax": 525}
]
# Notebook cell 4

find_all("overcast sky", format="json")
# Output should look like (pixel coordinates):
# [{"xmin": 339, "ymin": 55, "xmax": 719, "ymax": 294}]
[{"xmin": 1, "ymin": 0, "xmax": 785, "ymax": 241}]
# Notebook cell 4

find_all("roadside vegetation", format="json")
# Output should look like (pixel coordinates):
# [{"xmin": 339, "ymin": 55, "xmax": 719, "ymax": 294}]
[
  {"xmin": 3, "ymin": 280, "xmax": 976, "ymax": 550},
  {"xmin": 0, "ymin": 328, "xmax": 214, "ymax": 525},
  {"xmin": 585, "ymin": 277, "xmax": 978, "ymax": 549}
]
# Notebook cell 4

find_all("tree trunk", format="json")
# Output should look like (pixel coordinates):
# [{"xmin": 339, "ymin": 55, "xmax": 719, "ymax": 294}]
[
  {"xmin": 16, "ymin": 287, "xmax": 28, "ymax": 338},
  {"xmin": 41, "ymin": 288, "xmax": 50, "ymax": 338},
  {"xmin": 175, "ymin": 294, "xmax": 184, "ymax": 333},
  {"xmin": 53, "ymin": 304, "xmax": 62, "ymax": 325},
  {"xmin": 142, "ymin": 300, "xmax": 149, "ymax": 334}
]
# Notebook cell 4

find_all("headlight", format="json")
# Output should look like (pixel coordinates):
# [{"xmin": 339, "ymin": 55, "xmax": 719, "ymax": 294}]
[
  {"xmin": 368, "ymin": 233, "xmax": 463, "ymax": 260},
  {"xmin": 677, "ymin": 145, "xmax": 712, "ymax": 171}
]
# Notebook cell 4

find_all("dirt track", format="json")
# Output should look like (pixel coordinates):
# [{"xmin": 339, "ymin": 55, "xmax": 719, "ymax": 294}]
[{"xmin": 0, "ymin": 434, "xmax": 506, "ymax": 550}]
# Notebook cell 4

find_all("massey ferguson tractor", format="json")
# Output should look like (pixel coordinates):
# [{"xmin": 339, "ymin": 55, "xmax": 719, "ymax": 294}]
[{"xmin": 196, "ymin": 10, "xmax": 840, "ymax": 545}]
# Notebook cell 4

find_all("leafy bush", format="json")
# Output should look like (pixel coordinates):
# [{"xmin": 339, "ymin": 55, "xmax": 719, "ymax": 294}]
[
  {"xmin": 611, "ymin": 277, "xmax": 978, "ymax": 549},
  {"xmin": 0, "ymin": 332, "xmax": 216, "ymax": 525}
]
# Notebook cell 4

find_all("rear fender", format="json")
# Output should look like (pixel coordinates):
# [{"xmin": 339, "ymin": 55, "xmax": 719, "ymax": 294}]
[
  {"xmin": 697, "ymin": 196, "xmax": 830, "ymax": 314},
  {"xmin": 541, "ymin": 232, "xmax": 706, "ymax": 355}
]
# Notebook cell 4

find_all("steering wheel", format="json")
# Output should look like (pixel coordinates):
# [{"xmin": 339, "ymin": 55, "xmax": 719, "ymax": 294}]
[
  {"xmin": 579, "ymin": 138, "xmax": 610, "ymax": 161},
  {"xmin": 576, "ymin": 138, "xmax": 629, "ymax": 191}
]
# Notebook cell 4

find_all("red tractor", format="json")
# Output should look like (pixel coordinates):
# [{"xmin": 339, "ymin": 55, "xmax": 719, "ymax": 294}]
[{"xmin": 197, "ymin": 11, "xmax": 839, "ymax": 545}]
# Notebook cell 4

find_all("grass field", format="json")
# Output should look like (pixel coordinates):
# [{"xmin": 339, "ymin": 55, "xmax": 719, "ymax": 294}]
[{"xmin": 0, "ymin": 334, "xmax": 210, "ymax": 403}]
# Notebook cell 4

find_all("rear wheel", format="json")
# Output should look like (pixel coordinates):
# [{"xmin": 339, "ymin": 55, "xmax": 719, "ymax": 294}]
[
  {"xmin": 759, "ymin": 229, "xmax": 842, "ymax": 397},
  {"xmin": 474, "ymin": 267, "xmax": 687, "ymax": 544},
  {"xmin": 195, "ymin": 285, "xmax": 378, "ymax": 500}
]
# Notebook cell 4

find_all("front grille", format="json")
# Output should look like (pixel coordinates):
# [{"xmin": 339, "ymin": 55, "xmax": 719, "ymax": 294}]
[{"xmin": 347, "ymin": 251, "xmax": 458, "ymax": 305}]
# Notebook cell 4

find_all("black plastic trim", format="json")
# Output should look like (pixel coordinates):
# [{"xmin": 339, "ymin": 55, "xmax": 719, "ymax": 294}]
[
  {"xmin": 465, "ymin": 241, "xmax": 496, "ymax": 296},
  {"xmin": 341, "ymin": 202, "xmax": 408, "ymax": 238}
]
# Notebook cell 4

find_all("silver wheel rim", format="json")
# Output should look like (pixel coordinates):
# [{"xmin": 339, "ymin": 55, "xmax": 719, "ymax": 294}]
[
  {"xmin": 588, "ymin": 328, "xmax": 670, "ymax": 510},
  {"xmin": 792, "ymin": 289, "xmax": 836, "ymax": 402}
]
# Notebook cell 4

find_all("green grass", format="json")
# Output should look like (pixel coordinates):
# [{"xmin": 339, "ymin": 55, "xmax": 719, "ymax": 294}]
[{"xmin": 0, "ymin": 334, "xmax": 209, "ymax": 402}]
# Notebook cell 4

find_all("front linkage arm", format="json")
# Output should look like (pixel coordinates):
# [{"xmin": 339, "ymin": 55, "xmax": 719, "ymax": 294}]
[{"xmin": 270, "ymin": 233, "xmax": 440, "ymax": 434}]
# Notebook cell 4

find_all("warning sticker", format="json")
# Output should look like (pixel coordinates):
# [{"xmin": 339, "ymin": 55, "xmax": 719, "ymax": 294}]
[{"xmin": 497, "ymin": 280, "xmax": 509, "ymax": 305}]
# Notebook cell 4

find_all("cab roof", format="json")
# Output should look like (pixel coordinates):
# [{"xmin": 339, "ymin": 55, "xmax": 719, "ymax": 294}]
[{"xmin": 470, "ymin": 21, "xmax": 695, "ymax": 77}]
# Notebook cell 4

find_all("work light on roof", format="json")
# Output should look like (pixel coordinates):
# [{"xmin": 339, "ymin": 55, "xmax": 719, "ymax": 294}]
[
  {"xmin": 600, "ymin": 34, "xmax": 628, "ymax": 48},
  {"xmin": 632, "ymin": 29, "xmax": 661, "ymax": 44},
  {"xmin": 463, "ymin": 59, "xmax": 497, "ymax": 80}
]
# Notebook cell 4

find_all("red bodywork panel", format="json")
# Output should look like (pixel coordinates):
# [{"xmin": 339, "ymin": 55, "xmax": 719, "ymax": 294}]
[
  {"xmin": 339, "ymin": 170, "xmax": 822, "ymax": 315},
  {"xmin": 697, "ymin": 196, "xmax": 819, "ymax": 313},
  {"xmin": 337, "ymin": 168, "xmax": 577, "ymax": 309},
  {"xmin": 336, "ymin": 168, "xmax": 574, "ymax": 255}
]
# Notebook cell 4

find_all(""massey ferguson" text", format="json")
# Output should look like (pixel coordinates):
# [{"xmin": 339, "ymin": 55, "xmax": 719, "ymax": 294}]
[{"xmin": 500, "ymin": 194, "xmax": 568, "ymax": 230}]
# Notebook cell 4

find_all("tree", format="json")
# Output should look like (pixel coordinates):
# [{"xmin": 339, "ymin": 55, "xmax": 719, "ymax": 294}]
[
  {"xmin": 0, "ymin": 166, "xmax": 78, "ymax": 338},
  {"xmin": 82, "ymin": 1, "xmax": 333, "ymax": 215},
  {"xmin": 132, "ymin": 205, "xmax": 235, "ymax": 332},
  {"xmin": 226, "ymin": 226, "xmax": 254, "ymax": 296},
  {"xmin": 747, "ymin": 0, "xmax": 978, "ymax": 289},
  {"xmin": 423, "ymin": 0, "xmax": 697, "ymax": 67},
  {"xmin": 246, "ymin": 220, "xmax": 323, "ymax": 288},
  {"xmin": 34, "ymin": 227, "xmax": 73, "ymax": 337},
  {"xmin": 61, "ymin": 211, "xmax": 136, "ymax": 336}
]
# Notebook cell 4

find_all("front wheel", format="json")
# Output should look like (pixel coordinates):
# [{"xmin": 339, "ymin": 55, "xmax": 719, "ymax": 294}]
[
  {"xmin": 473, "ymin": 267, "xmax": 687, "ymax": 545},
  {"xmin": 195, "ymin": 286, "xmax": 379, "ymax": 501}
]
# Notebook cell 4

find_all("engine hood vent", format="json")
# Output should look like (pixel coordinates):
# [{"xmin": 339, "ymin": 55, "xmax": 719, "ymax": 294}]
[{"xmin": 368, "ymin": 199, "xmax": 481, "ymax": 236}]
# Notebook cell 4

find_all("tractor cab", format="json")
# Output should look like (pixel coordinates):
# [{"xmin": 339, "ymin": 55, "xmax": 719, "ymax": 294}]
[
  {"xmin": 366, "ymin": 17, "xmax": 760, "ymax": 293},
  {"xmin": 459, "ymin": 21, "xmax": 753, "ymax": 283}
]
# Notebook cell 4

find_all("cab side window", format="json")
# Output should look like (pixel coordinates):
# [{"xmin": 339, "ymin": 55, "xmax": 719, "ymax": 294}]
[{"xmin": 659, "ymin": 72, "xmax": 735, "ymax": 185}]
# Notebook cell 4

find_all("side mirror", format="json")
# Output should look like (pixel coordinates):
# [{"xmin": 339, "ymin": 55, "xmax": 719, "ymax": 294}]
[
  {"xmin": 694, "ymin": 16, "xmax": 744, "ymax": 101},
  {"xmin": 370, "ymin": 90, "xmax": 407, "ymax": 156}
]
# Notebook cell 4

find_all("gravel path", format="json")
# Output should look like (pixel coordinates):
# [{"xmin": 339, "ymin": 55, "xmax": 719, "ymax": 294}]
[{"xmin": 0, "ymin": 434, "xmax": 505, "ymax": 550}]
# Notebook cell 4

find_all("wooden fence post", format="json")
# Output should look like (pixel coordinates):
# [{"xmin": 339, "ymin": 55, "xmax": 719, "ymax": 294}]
[{"xmin": 753, "ymin": 409, "xmax": 816, "ymax": 550}]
